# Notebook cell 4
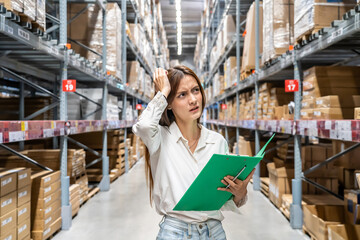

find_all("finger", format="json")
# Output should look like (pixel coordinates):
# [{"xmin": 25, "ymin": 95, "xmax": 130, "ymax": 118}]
[
  {"xmin": 223, "ymin": 176, "xmax": 237, "ymax": 188},
  {"xmin": 156, "ymin": 68, "xmax": 159, "ymax": 79},
  {"xmin": 217, "ymin": 187, "xmax": 232, "ymax": 193},
  {"xmin": 245, "ymin": 169, "xmax": 256, "ymax": 184},
  {"xmin": 153, "ymin": 72, "xmax": 156, "ymax": 82}
]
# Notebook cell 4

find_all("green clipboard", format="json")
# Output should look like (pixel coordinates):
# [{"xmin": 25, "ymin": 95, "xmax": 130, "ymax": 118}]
[{"xmin": 173, "ymin": 133, "xmax": 275, "ymax": 211}]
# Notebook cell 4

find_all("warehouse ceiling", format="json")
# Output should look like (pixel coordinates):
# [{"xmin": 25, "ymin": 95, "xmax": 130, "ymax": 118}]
[{"xmin": 159, "ymin": 0, "xmax": 203, "ymax": 61}]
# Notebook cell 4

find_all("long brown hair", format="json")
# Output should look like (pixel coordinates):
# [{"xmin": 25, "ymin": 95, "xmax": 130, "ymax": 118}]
[{"xmin": 144, "ymin": 65, "xmax": 206, "ymax": 205}]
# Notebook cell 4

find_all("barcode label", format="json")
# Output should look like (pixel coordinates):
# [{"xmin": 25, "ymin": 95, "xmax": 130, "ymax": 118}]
[
  {"xmin": 0, "ymin": 133, "xmax": 2, "ymax": 143},
  {"xmin": 44, "ymin": 177, "xmax": 51, "ymax": 183},
  {"xmin": 45, "ymin": 196, "xmax": 52, "ymax": 204},
  {"xmin": 19, "ymin": 190, "xmax": 27, "ymax": 198},
  {"xmin": 325, "ymin": 121, "xmax": 332, "ymax": 130},
  {"xmin": 7, "ymin": 26, "xmax": 13, "ymax": 35},
  {"xmin": 18, "ymin": 29, "xmax": 30, "ymax": 41},
  {"xmin": 2, "ymin": 177, "xmax": 12, "ymax": 187},
  {"xmin": 1, "ymin": 198, "xmax": 12, "ymax": 208},
  {"xmin": 18, "ymin": 223, "xmax": 27, "ymax": 233},
  {"xmin": 19, "ymin": 173, "xmax": 27, "ymax": 180},
  {"xmin": 9, "ymin": 131, "xmax": 24, "ymax": 142},
  {"xmin": 45, "ymin": 207, "xmax": 52, "ymax": 214},
  {"xmin": 19, "ymin": 207, "xmax": 27, "ymax": 216},
  {"xmin": 43, "ymin": 129, "xmax": 54, "ymax": 138},
  {"xmin": 44, "ymin": 186, "xmax": 51, "ymax": 193},
  {"xmin": 2, "ymin": 216, "xmax": 12, "ymax": 226},
  {"xmin": 45, "ymin": 216, "xmax": 52, "ymax": 225},
  {"xmin": 43, "ymin": 228, "xmax": 51, "ymax": 236}
]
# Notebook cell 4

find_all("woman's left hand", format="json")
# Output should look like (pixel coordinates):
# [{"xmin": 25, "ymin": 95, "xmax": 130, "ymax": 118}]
[{"xmin": 217, "ymin": 169, "xmax": 255, "ymax": 203}]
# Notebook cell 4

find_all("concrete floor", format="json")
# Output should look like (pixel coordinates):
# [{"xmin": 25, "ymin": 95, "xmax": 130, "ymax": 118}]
[{"xmin": 54, "ymin": 159, "xmax": 309, "ymax": 240}]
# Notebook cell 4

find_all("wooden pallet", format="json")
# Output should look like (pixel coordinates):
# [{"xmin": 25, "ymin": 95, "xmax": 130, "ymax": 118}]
[
  {"xmin": 240, "ymin": 70, "xmax": 253, "ymax": 81},
  {"xmin": 295, "ymin": 27, "xmax": 322, "ymax": 46}
]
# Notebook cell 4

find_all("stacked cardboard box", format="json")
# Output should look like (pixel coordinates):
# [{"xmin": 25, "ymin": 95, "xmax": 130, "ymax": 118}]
[
  {"xmin": 301, "ymin": 66, "xmax": 360, "ymax": 120},
  {"xmin": 328, "ymin": 224, "xmax": 360, "ymax": 240},
  {"xmin": 241, "ymin": 2, "xmax": 263, "ymax": 74},
  {"xmin": 262, "ymin": 0, "xmax": 294, "ymax": 64},
  {"xmin": 0, "ymin": 97, "xmax": 53, "ymax": 120},
  {"xmin": 15, "ymin": 168, "xmax": 31, "ymax": 240},
  {"xmin": 224, "ymin": 57, "xmax": 237, "ymax": 90},
  {"xmin": 68, "ymin": 4, "xmax": 123, "ymax": 79},
  {"xmin": 274, "ymin": 140, "xmax": 294, "ymax": 168},
  {"xmin": 31, "ymin": 171, "xmax": 61, "ymax": 240},
  {"xmin": 0, "ymin": 169, "xmax": 26, "ymax": 240},
  {"xmin": 332, "ymin": 140, "xmax": 360, "ymax": 169},
  {"xmin": 302, "ymin": 144, "xmax": 339, "ymax": 195},
  {"xmin": 303, "ymin": 205, "xmax": 344, "ymax": 240},
  {"xmin": 267, "ymin": 162, "xmax": 294, "ymax": 208},
  {"xmin": 294, "ymin": 0, "xmax": 354, "ymax": 42},
  {"xmin": 69, "ymin": 184, "xmax": 80, "ymax": 217}
]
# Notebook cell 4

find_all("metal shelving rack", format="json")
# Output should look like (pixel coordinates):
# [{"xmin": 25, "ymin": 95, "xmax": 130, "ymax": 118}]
[
  {"xmin": 203, "ymin": 0, "xmax": 360, "ymax": 230},
  {"xmin": 0, "ymin": 0, "xmax": 162, "ymax": 230}
]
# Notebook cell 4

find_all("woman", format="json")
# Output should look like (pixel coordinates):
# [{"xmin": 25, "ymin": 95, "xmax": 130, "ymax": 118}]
[{"xmin": 132, "ymin": 66, "xmax": 254, "ymax": 240}]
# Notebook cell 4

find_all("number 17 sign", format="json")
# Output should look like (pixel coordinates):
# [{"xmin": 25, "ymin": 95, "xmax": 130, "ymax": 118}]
[
  {"xmin": 285, "ymin": 79, "xmax": 299, "ymax": 92},
  {"xmin": 62, "ymin": 80, "xmax": 76, "ymax": 92}
]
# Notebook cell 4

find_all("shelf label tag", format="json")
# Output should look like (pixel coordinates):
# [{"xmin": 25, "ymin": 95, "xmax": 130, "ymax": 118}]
[
  {"xmin": 285, "ymin": 80, "xmax": 299, "ymax": 92},
  {"xmin": 62, "ymin": 80, "xmax": 76, "ymax": 92}
]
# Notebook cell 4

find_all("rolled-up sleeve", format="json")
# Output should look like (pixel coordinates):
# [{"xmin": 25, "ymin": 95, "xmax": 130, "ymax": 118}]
[
  {"xmin": 220, "ymin": 138, "xmax": 248, "ymax": 213},
  {"xmin": 132, "ymin": 91, "xmax": 168, "ymax": 155}
]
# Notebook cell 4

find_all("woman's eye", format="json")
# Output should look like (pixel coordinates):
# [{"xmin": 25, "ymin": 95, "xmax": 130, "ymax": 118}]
[{"xmin": 178, "ymin": 93, "xmax": 185, "ymax": 98}]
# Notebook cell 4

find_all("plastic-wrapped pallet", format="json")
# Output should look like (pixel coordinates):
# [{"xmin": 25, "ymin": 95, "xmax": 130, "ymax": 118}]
[
  {"xmin": 224, "ymin": 57, "xmax": 236, "ymax": 90},
  {"xmin": 36, "ymin": 0, "xmax": 46, "ymax": 30},
  {"xmin": 222, "ymin": 15, "xmax": 236, "ymax": 48},
  {"xmin": 23, "ymin": 0, "xmax": 36, "ymax": 21},
  {"xmin": 294, "ymin": 0, "xmax": 355, "ymax": 42},
  {"xmin": 241, "ymin": 2, "xmax": 263, "ymax": 73},
  {"xmin": 262, "ymin": 0, "xmax": 294, "ymax": 64},
  {"xmin": 126, "ymin": 61, "xmax": 141, "ymax": 90},
  {"xmin": 0, "ymin": 0, "xmax": 23, "ymax": 12},
  {"xmin": 86, "ymin": 4, "xmax": 123, "ymax": 79}
]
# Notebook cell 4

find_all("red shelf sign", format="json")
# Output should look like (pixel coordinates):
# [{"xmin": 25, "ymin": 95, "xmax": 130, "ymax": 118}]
[
  {"xmin": 62, "ymin": 80, "xmax": 76, "ymax": 92},
  {"xmin": 285, "ymin": 80, "xmax": 299, "ymax": 92}
]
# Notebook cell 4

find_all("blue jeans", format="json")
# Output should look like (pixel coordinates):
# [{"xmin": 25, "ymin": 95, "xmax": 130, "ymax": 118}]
[{"xmin": 156, "ymin": 216, "xmax": 227, "ymax": 240}]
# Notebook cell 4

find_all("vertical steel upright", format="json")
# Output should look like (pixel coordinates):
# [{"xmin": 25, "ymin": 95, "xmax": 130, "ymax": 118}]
[
  {"xmin": 121, "ymin": 0, "xmax": 129, "ymax": 173},
  {"xmin": 253, "ymin": 0, "xmax": 261, "ymax": 191},
  {"xmin": 235, "ymin": 0, "xmax": 240, "ymax": 155},
  {"xmin": 290, "ymin": 57, "xmax": 303, "ymax": 229},
  {"xmin": 59, "ymin": 0, "xmax": 72, "ymax": 230},
  {"xmin": 19, "ymin": 82, "xmax": 24, "ymax": 151},
  {"xmin": 99, "ymin": 2, "xmax": 110, "ymax": 192}
]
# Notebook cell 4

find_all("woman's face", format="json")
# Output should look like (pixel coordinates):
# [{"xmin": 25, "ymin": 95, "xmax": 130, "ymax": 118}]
[{"xmin": 169, "ymin": 75, "xmax": 203, "ymax": 124}]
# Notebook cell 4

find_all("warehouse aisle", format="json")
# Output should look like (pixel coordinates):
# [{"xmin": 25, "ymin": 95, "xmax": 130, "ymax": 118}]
[{"xmin": 54, "ymin": 159, "xmax": 309, "ymax": 240}]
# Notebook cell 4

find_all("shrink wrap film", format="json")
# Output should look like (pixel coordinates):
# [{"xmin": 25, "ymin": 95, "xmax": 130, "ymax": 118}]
[
  {"xmin": 294, "ymin": 0, "xmax": 355, "ymax": 41},
  {"xmin": 262, "ymin": 0, "xmax": 294, "ymax": 64}
]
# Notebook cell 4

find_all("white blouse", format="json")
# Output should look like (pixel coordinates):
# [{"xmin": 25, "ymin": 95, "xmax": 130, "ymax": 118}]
[{"xmin": 132, "ymin": 91, "xmax": 247, "ymax": 223}]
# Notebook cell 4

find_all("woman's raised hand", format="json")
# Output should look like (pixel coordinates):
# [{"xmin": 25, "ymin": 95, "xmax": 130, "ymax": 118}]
[{"xmin": 154, "ymin": 68, "xmax": 171, "ymax": 98}]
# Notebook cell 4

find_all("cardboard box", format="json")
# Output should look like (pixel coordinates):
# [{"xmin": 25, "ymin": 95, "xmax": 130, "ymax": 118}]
[
  {"xmin": 1, "ymin": 228, "xmax": 16, "ymax": 240},
  {"xmin": 38, "ymin": 181, "xmax": 61, "ymax": 199},
  {"xmin": 267, "ymin": 163, "xmax": 294, "ymax": 208},
  {"xmin": 2, "ymin": 168, "xmax": 31, "ymax": 190},
  {"xmin": 316, "ymin": 95, "xmax": 341, "ymax": 108},
  {"xmin": 31, "ymin": 171, "xmax": 60, "ymax": 189},
  {"xmin": 294, "ymin": 0, "xmax": 354, "ymax": 41},
  {"xmin": 31, "ymin": 217, "xmax": 61, "ymax": 240},
  {"xmin": 17, "ymin": 217, "xmax": 30, "ymax": 240},
  {"xmin": 241, "ymin": 2, "xmax": 263, "ymax": 72},
  {"xmin": 17, "ymin": 185, "xmax": 30, "ymax": 207},
  {"xmin": 33, "ymin": 190, "xmax": 61, "ymax": 211},
  {"xmin": 17, "ymin": 202, "xmax": 30, "ymax": 224},
  {"xmin": 303, "ymin": 205, "xmax": 344, "ymax": 240},
  {"xmin": 0, "ymin": 209, "xmax": 16, "ymax": 238},
  {"xmin": 0, "ymin": 171, "xmax": 17, "ymax": 197},
  {"xmin": 355, "ymin": 108, "xmax": 360, "ymax": 120},
  {"xmin": 32, "ymin": 200, "xmax": 61, "ymax": 222},
  {"xmin": 33, "ymin": 208, "xmax": 61, "ymax": 231},
  {"xmin": 302, "ymin": 98, "xmax": 316, "ymax": 109},
  {"xmin": 328, "ymin": 224, "xmax": 360, "ymax": 240},
  {"xmin": 0, "ymin": 191, "xmax": 16, "ymax": 217},
  {"xmin": 222, "ymin": 15, "xmax": 236, "ymax": 47},
  {"xmin": 338, "ymin": 168, "xmax": 355, "ymax": 189},
  {"xmin": 332, "ymin": 141, "xmax": 360, "ymax": 169},
  {"xmin": 301, "ymin": 109, "xmax": 313, "ymax": 119}
]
